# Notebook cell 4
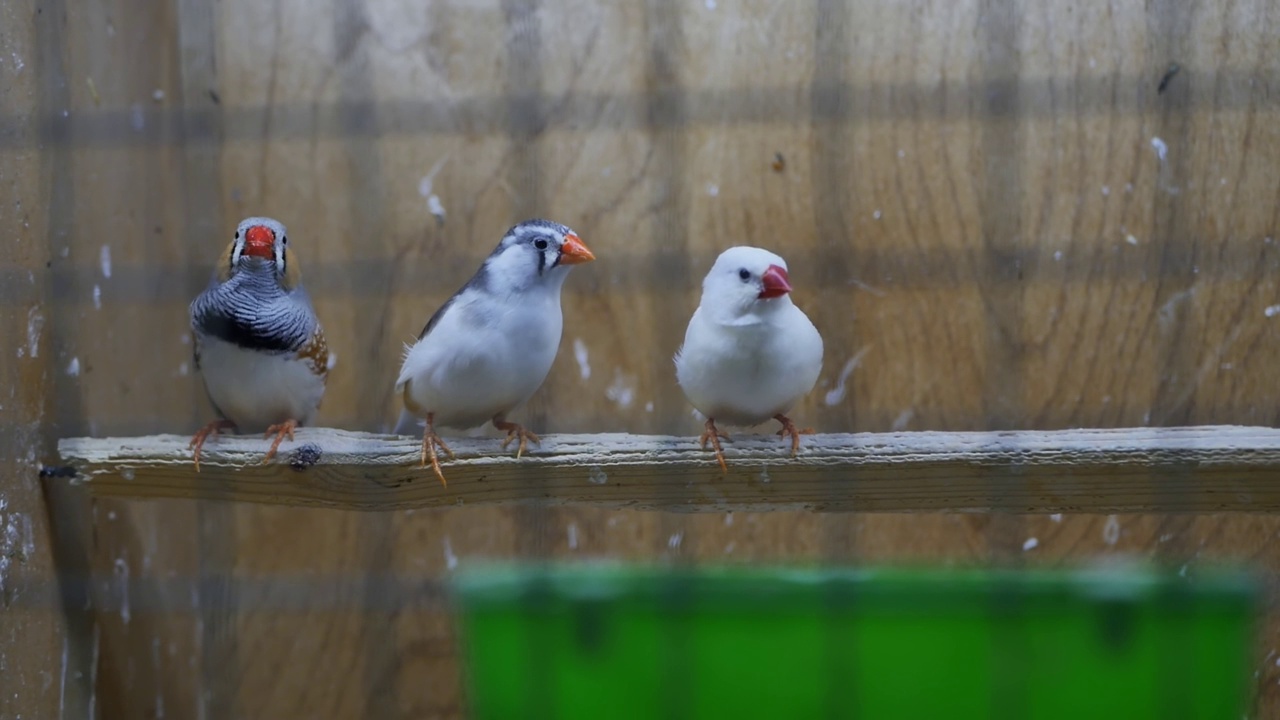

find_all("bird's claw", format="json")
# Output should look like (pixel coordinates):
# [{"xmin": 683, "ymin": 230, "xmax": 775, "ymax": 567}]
[
  {"xmin": 262, "ymin": 420, "xmax": 298, "ymax": 464},
  {"xmin": 189, "ymin": 419, "xmax": 236, "ymax": 473},
  {"xmin": 498, "ymin": 425, "xmax": 541, "ymax": 459},
  {"xmin": 699, "ymin": 418, "xmax": 730, "ymax": 473},
  {"xmin": 419, "ymin": 430, "xmax": 455, "ymax": 487},
  {"xmin": 774, "ymin": 414, "xmax": 814, "ymax": 458},
  {"xmin": 491, "ymin": 415, "xmax": 540, "ymax": 459},
  {"xmin": 698, "ymin": 429, "xmax": 732, "ymax": 450}
]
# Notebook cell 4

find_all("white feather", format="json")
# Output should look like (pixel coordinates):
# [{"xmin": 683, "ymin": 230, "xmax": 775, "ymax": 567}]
[
  {"xmin": 675, "ymin": 246, "xmax": 824, "ymax": 427},
  {"xmin": 198, "ymin": 335, "xmax": 325, "ymax": 432},
  {"xmin": 396, "ymin": 285, "xmax": 563, "ymax": 429},
  {"xmin": 395, "ymin": 221, "xmax": 586, "ymax": 432}
]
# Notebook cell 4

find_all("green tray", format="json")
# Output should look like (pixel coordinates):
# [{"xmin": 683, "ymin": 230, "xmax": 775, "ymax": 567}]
[{"xmin": 454, "ymin": 564, "xmax": 1256, "ymax": 719}]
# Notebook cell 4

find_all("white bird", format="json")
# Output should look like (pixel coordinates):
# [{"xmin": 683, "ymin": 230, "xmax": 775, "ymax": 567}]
[
  {"xmin": 393, "ymin": 219, "xmax": 596, "ymax": 485},
  {"xmin": 674, "ymin": 246, "xmax": 824, "ymax": 471}
]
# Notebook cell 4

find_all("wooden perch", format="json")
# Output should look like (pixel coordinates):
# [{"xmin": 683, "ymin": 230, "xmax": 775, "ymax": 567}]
[{"xmin": 50, "ymin": 425, "xmax": 1280, "ymax": 513}]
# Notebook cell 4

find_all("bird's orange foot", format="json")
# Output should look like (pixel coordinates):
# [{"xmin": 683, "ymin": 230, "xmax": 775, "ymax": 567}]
[
  {"xmin": 419, "ymin": 414, "xmax": 455, "ymax": 487},
  {"xmin": 189, "ymin": 419, "xmax": 236, "ymax": 473},
  {"xmin": 774, "ymin": 413, "xmax": 815, "ymax": 457},
  {"xmin": 699, "ymin": 418, "xmax": 731, "ymax": 473},
  {"xmin": 262, "ymin": 419, "xmax": 299, "ymax": 464},
  {"xmin": 492, "ymin": 415, "xmax": 541, "ymax": 459}
]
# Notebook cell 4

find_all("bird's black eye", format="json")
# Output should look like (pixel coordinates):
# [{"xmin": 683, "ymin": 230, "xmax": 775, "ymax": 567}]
[
  {"xmin": 738, "ymin": 268, "xmax": 751, "ymax": 281},
  {"xmin": 282, "ymin": 236, "xmax": 288, "ymax": 245},
  {"xmin": 534, "ymin": 238, "xmax": 549, "ymax": 250},
  {"xmin": 234, "ymin": 231, "xmax": 240, "ymax": 239}
]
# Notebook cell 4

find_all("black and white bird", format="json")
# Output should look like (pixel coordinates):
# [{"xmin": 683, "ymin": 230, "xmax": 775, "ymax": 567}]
[
  {"xmin": 674, "ymin": 246, "xmax": 824, "ymax": 471},
  {"xmin": 393, "ymin": 219, "xmax": 595, "ymax": 485},
  {"xmin": 188, "ymin": 216, "xmax": 330, "ymax": 469}
]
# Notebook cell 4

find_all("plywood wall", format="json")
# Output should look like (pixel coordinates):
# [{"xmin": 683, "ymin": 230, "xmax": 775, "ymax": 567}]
[
  {"xmin": 0, "ymin": 1, "xmax": 75, "ymax": 717},
  {"xmin": 4, "ymin": 0, "xmax": 1280, "ymax": 717}
]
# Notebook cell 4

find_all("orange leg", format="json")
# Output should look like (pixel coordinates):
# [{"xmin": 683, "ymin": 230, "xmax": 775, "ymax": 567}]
[
  {"xmin": 699, "ymin": 417, "xmax": 732, "ymax": 473},
  {"xmin": 419, "ymin": 412, "xmax": 455, "ymax": 486},
  {"xmin": 262, "ymin": 419, "xmax": 299, "ymax": 463},
  {"xmin": 492, "ymin": 414, "xmax": 541, "ymax": 459},
  {"xmin": 189, "ymin": 419, "xmax": 236, "ymax": 473},
  {"xmin": 774, "ymin": 413, "xmax": 815, "ymax": 457}
]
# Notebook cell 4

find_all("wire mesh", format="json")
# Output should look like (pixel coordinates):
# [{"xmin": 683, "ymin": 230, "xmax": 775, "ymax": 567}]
[{"xmin": 4, "ymin": 0, "xmax": 1280, "ymax": 717}]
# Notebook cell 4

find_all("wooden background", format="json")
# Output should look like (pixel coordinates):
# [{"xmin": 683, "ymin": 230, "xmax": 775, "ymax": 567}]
[{"xmin": 3, "ymin": 0, "xmax": 1280, "ymax": 717}]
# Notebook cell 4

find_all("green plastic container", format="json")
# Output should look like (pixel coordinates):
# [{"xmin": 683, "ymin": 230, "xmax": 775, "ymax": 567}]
[{"xmin": 454, "ymin": 564, "xmax": 1256, "ymax": 719}]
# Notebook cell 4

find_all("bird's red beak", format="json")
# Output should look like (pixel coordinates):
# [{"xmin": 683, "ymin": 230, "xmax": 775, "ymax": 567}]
[
  {"xmin": 558, "ymin": 232, "xmax": 596, "ymax": 265},
  {"xmin": 243, "ymin": 225, "xmax": 275, "ymax": 258},
  {"xmin": 759, "ymin": 264, "xmax": 791, "ymax": 299}
]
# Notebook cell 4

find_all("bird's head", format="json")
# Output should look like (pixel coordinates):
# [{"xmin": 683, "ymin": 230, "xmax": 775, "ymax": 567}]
[
  {"xmin": 483, "ymin": 219, "xmax": 595, "ymax": 292},
  {"xmin": 219, "ymin": 216, "xmax": 299, "ymax": 289},
  {"xmin": 700, "ymin": 246, "xmax": 794, "ymax": 317}
]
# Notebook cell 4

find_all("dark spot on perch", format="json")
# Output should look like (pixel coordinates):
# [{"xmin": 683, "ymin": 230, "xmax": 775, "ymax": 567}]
[
  {"xmin": 771, "ymin": 152, "xmax": 786, "ymax": 172},
  {"xmin": 1158, "ymin": 63, "xmax": 1181, "ymax": 94},
  {"xmin": 289, "ymin": 443, "xmax": 322, "ymax": 471},
  {"xmin": 40, "ymin": 465, "xmax": 77, "ymax": 478},
  {"xmin": 208, "ymin": 89, "xmax": 221, "ymax": 105}
]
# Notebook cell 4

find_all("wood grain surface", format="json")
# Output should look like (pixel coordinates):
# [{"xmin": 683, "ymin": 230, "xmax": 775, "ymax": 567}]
[
  {"xmin": 5, "ymin": 0, "xmax": 1280, "ymax": 717},
  {"xmin": 0, "ymin": 2, "xmax": 83, "ymax": 718},
  {"xmin": 55, "ymin": 426, "xmax": 1280, "ymax": 514}
]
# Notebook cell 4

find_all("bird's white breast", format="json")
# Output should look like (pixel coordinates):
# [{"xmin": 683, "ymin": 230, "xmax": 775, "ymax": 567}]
[
  {"xmin": 197, "ymin": 334, "xmax": 326, "ymax": 433},
  {"xmin": 397, "ymin": 289, "xmax": 563, "ymax": 430},
  {"xmin": 675, "ymin": 303, "xmax": 824, "ymax": 427}
]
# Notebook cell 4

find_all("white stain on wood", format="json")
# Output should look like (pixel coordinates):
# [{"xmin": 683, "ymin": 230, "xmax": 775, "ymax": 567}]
[
  {"xmin": 825, "ymin": 346, "xmax": 871, "ymax": 406},
  {"xmin": 99, "ymin": 244, "xmax": 112, "ymax": 278},
  {"xmin": 573, "ymin": 338, "xmax": 591, "ymax": 380}
]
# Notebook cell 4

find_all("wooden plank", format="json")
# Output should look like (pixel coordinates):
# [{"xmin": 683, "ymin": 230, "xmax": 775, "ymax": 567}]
[
  {"xmin": 0, "ymin": 1, "xmax": 81, "ymax": 718},
  {"xmin": 53, "ymin": 425, "xmax": 1280, "ymax": 513}
]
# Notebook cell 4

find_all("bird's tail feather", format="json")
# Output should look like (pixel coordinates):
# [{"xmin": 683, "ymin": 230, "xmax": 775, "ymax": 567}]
[{"xmin": 393, "ymin": 408, "xmax": 424, "ymax": 436}]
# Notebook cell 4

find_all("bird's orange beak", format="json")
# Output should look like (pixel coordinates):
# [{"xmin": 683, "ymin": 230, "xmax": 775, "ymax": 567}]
[
  {"xmin": 558, "ymin": 232, "xmax": 595, "ymax": 265},
  {"xmin": 243, "ymin": 225, "xmax": 275, "ymax": 259},
  {"xmin": 759, "ymin": 264, "xmax": 792, "ymax": 299}
]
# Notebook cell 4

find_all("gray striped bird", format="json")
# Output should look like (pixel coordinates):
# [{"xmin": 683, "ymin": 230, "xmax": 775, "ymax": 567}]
[
  {"xmin": 188, "ymin": 216, "xmax": 330, "ymax": 469},
  {"xmin": 393, "ymin": 219, "xmax": 595, "ymax": 485}
]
